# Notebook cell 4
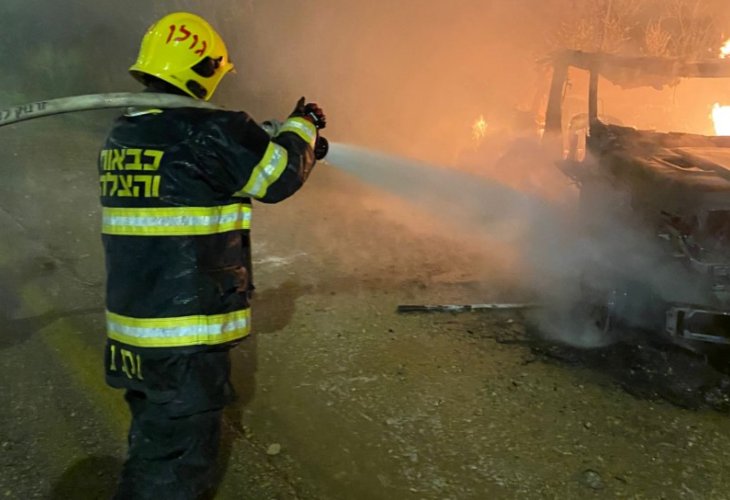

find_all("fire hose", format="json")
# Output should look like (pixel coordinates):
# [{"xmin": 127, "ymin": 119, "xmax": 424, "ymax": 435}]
[{"xmin": 0, "ymin": 92, "xmax": 329, "ymax": 158}]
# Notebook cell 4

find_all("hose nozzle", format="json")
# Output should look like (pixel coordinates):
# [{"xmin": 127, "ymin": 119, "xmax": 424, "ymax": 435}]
[{"xmin": 315, "ymin": 136, "xmax": 329, "ymax": 160}]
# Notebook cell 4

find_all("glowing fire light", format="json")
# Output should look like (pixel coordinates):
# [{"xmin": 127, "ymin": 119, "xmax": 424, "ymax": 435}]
[
  {"xmin": 472, "ymin": 115, "xmax": 488, "ymax": 142},
  {"xmin": 721, "ymin": 38, "xmax": 730, "ymax": 58},
  {"xmin": 712, "ymin": 103, "xmax": 730, "ymax": 136}
]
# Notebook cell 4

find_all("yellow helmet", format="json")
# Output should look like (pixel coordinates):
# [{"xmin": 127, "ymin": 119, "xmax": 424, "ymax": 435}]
[{"xmin": 130, "ymin": 12, "xmax": 234, "ymax": 101}]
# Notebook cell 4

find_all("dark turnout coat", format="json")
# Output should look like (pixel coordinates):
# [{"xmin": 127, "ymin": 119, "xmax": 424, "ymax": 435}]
[{"xmin": 98, "ymin": 105, "xmax": 317, "ymax": 350}]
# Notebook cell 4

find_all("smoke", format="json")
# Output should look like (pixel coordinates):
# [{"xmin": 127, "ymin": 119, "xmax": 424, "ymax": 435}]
[
  {"xmin": 328, "ymin": 140, "xmax": 706, "ymax": 348},
  {"xmin": 516, "ymin": 163, "xmax": 705, "ymax": 348},
  {"xmin": 4, "ymin": 1, "xmax": 730, "ymax": 156},
  {"xmin": 0, "ymin": 1, "xmax": 549, "ymax": 164}
]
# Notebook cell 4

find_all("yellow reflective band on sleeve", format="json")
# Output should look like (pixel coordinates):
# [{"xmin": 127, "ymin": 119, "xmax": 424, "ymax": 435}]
[
  {"xmin": 235, "ymin": 142, "xmax": 289, "ymax": 199},
  {"xmin": 277, "ymin": 117, "xmax": 317, "ymax": 147},
  {"xmin": 106, "ymin": 308, "xmax": 251, "ymax": 347},
  {"xmin": 102, "ymin": 203, "xmax": 251, "ymax": 236}
]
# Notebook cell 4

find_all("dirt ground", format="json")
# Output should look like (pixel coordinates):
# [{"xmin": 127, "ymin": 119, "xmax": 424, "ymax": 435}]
[{"xmin": 2, "ymin": 117, "xmax": 730, "ymax": 500}]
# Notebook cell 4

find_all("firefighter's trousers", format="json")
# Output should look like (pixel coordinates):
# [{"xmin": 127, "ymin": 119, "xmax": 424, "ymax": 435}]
[{"xmin": 105, "ymin": 341, "xmax": 234, "ymax": 500}]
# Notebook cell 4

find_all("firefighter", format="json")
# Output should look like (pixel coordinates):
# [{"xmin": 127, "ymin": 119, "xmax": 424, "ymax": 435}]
[{"xmin": 99, "ymin": 12, "xmax": 326, "ymax": 499}]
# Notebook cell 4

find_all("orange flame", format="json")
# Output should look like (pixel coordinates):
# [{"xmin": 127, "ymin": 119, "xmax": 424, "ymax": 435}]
[
  {"xmin": 712, "ymin": 103, "xmax": 730, "ymax": 135},
  {"xmin": 721, "ymin": 38, "xmax": 730, "ymax": 58},
  {"xmin": 472, "ymin": 115, "xmax": 488, "ymax": 142}
]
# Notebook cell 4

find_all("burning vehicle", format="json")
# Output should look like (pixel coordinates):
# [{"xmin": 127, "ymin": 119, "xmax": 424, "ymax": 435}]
[{"xmin": 543, "ymin": 50, "xmax": 730, "ymax": 359}]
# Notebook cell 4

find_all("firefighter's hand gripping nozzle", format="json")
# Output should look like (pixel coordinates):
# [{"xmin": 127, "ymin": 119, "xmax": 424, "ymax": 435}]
[{"xmin": 291, "ymin": 97, "xmax": 329, "ymax": 160}]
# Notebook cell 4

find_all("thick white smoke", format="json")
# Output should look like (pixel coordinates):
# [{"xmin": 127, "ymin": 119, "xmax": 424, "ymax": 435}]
[{"xmin": 328, "ymin": 141, "xmax": 705, "ymax": 348}]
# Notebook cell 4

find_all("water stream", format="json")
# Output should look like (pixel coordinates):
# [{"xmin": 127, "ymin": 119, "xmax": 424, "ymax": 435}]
[{"xmin": 325, "ymin": 142, "xmax": 541, "ymax": 241}]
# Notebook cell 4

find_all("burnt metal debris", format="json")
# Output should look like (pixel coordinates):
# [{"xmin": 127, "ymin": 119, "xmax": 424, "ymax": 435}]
[
  {"xmin": 546, "ymin": 50, "xmax": 730, "ymax": 362},
  {"xmin": 397, "ymin": 303, "xmax": 539, "ymax": 313}
]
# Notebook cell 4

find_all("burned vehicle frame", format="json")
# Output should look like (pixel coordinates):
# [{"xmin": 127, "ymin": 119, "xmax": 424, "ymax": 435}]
[{"xmin": 543, "ymin": 50, "xmax": 730, "ymax": 355}]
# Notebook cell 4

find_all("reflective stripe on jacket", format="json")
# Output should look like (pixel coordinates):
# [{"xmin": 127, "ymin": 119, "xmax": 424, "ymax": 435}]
[{"xmin": 99, "ymin": 106, "xmax": 316, "ymax": 348}]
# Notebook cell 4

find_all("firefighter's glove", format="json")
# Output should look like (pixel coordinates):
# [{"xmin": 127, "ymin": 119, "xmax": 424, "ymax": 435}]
[{"xmin": 291, "ymin": 96, "xmax": 327, "ymax": 130}]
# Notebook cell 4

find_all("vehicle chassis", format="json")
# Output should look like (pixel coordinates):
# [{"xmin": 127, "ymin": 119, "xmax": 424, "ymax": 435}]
[{"xmin": 543, "ymin": 50, "xmax": 730, "ymax": 351}]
